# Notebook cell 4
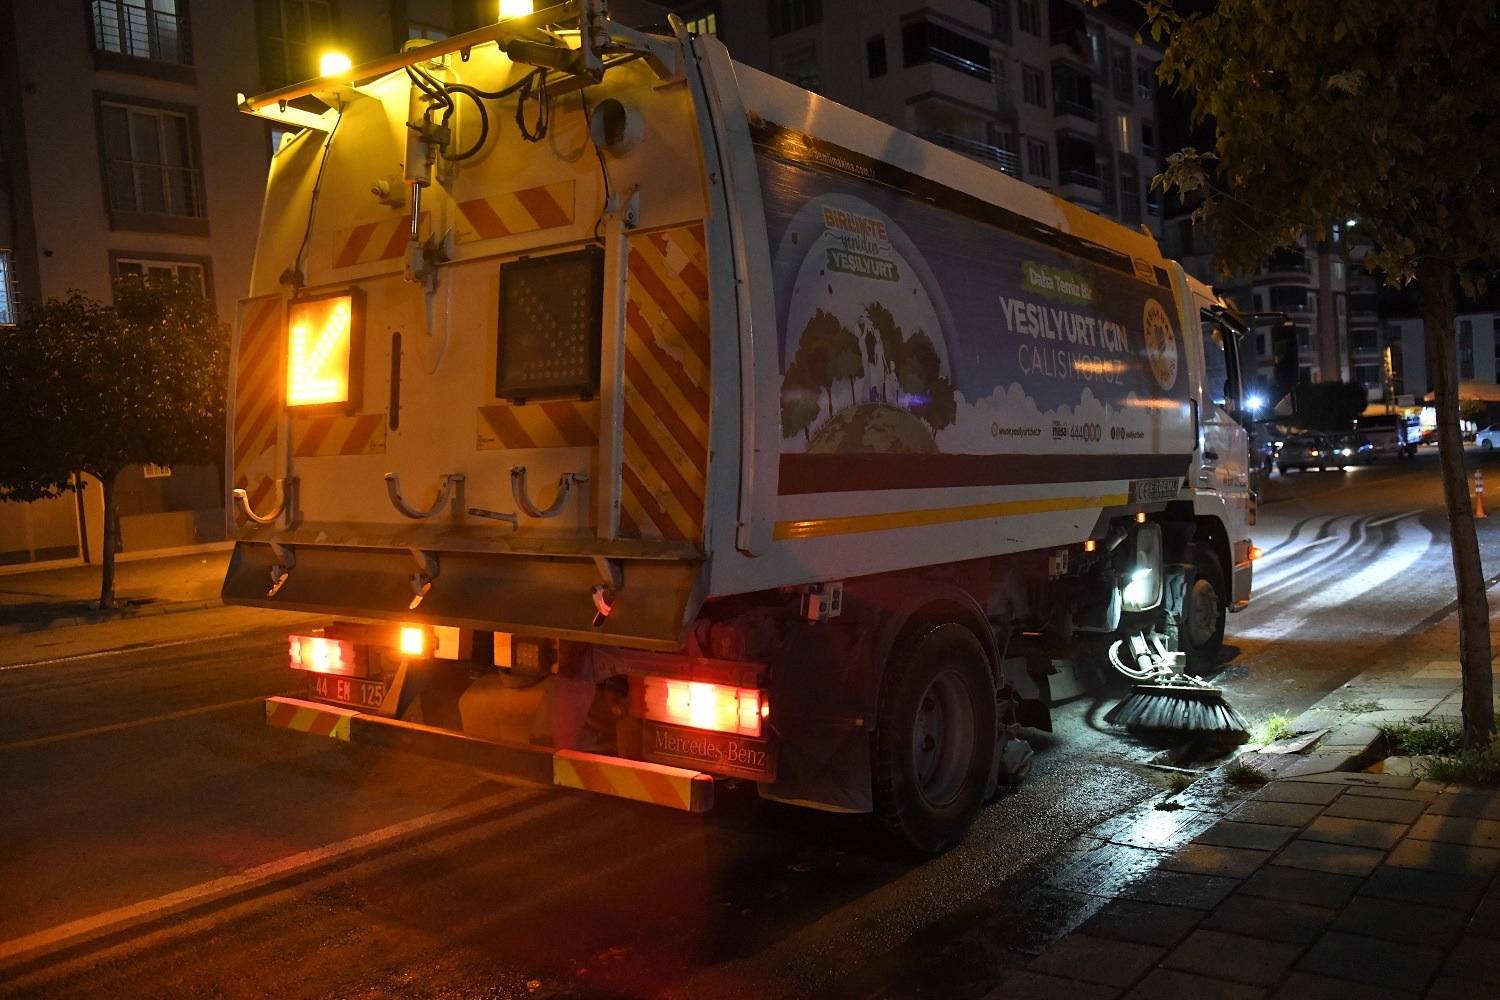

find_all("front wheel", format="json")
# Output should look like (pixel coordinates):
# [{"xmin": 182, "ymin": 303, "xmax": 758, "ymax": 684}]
[
  {"xmin": 873, "ymin": 624, "xmax": 997, "ymax": 854},
  {"xmin": 1181, "ymin": 548, "xmax": 1227, "ymax": 673},
  {"xmin": 1484, "ymin": 440, "xmax": 1494, "ymax": 451}
]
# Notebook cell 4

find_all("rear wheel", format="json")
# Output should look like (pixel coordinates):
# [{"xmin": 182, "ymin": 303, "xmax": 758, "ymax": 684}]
[
  {"xmin": 1182, "ymin": 548, "xmax": 1227, "ymax": 673},
  {"xmin": 1484, "ymin": 440, "xmax": 1493, "ymax": 451},
  {"xmin": 874, "ymin": 624, "xmax": 996, "ymax": 854}
]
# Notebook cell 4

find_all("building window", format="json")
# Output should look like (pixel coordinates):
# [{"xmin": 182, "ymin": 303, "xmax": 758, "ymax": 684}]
[
  {"xmin": 0, "ymin": 250, "xmax": 17, "ymax": 326},
  {"xmin": 1017, "ymin": 0, "xmax": 1041, "ymax": 36},
  {"xmin": 1141, "ymin": 120, "xmax": 1155, "ymax": 157},
  {"xmin": 902, "ymin": 21, "xmax": 993, "ymax": 82},
  {"xmin": 114, "ymin": 255, "xmax": 207, "ymax": 295},
  {"xmin": 779, "ymin": 45, "xmax": 820, "ymax": 93},
  {"xmin": 1119, "ymin": 156, "xmax": 1140, "ymax": 224},
  {"xmin": 1137, "ymin": 60, "xmax": 1157, "ymax": 101},
  {"xmin": 1268, "ymin": 285, "xmax": 1309, "ymax": 311},
  {"xmin": 408, "ymin": 22, "xmax": 448, "ymax": 41},
  {"xmin": 256, "ymin": 0, "xmax": 336, "ymax": 88},
  {"xmin": 1053, "ymin": 64, "xmax": 1094, "ymax": 120},
  {"xmin": 92, "ymin": 0, "xmax": 191, "ymax": 64},
  {"xmin": 902, "ymin": 20, "xmax": 993, "ymax": 82},
  {"xmin": 1110, "ymin": 42, "xmax": 1131, "ymax": 102},
  {"xmin": 1087, "ymin": 23, "xmax": 1107, "ymax": 74},
  {"xmin": 867, "ymin": 35, "xmax": 887, "ymax": 78},
  {"xmin": 768, "ymin": 0, "xmax": 821, "ymax": 37},
  {"xmin": 685, "ymin": 12, "xmax": 717, "ymax": 35},
  {"xmin": 100, "ymin": 101, "xmax": 204, "ymax": 220},
  {"xmin": 1117, "ymin": 112, "xmax": 1132, "ymax": 154},
  {"xmin": 1460, "ymin": 319, "xmax": 1475, "ymax": 379},
  {"xmin": 1025, "ymin": 136, "xmax": 1051, "ymax": 181},
  {"xmin": 1021, "ymin": 64, "xmax": 1046, "ymax": 107}
]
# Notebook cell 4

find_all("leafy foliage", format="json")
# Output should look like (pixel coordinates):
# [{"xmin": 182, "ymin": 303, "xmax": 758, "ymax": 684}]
[
  {"xmin": 0, "ymin": 276, "xmax": 227, "ymax": 500},
  {"xmin": 1148, "ymin": 2, "xmax": 1500, "ymax": 287},
  {"xmin": 0, "ymin": 276, "xmax": 227, "ymax": 607},
  {"xmin": 1131, "ymin": 0, "xmax": 1500, "ymax": 746}
]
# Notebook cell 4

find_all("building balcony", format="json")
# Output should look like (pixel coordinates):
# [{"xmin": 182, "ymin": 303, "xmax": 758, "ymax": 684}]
[
  {"xmin": 1058, "ymin": 170, "xmax": 1104, "ymax": 208},
  {"xmin": 1053, "ymin": 100, "xmax": 1098, "ymax": 131},
  {"xmin": 920, "ymin": 131, "xmax": 1020, "ymax": 178}
]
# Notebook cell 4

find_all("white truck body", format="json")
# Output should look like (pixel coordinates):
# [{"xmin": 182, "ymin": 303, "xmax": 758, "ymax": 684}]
[{"xmin": 225, "ymin": 7, "xmax": 1253, "ymax": 850}]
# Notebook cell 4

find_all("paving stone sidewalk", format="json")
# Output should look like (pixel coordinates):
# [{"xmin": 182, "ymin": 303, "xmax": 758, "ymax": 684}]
[{"xmin": 983, "ymin": 659, "xmax": 1499, "ymax": 1000}]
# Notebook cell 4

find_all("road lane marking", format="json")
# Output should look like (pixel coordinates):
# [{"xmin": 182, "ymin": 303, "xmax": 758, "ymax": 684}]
[
  {"xmin": 0, "ymin": 693, "xmax": 298, "ymax": 752},
  {"xmin": 1236, "ymin": 528, "xmax": 1430, "ymax": 642},
  {"xmin": 0, "ymin": 788, "xmax": 566, "ymax": 972},
  {"xmin": 1368, "ymin": 509, "xmax": 1424, "ymax": 528}
]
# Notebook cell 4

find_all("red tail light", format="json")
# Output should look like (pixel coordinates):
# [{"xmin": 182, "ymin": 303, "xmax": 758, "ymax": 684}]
[
  {"xmin": 641, "ymin": 678, "xmax": 767, "ymax": 738},
  {"xmin": 288, "ymin": 633, "xmax": 366, "ymax": 677}
]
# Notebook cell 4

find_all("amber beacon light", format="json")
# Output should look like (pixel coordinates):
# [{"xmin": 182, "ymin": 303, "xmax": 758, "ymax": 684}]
[{"xmin": 286, "ymin": 290, "xmax": 362, "ymax": 410}]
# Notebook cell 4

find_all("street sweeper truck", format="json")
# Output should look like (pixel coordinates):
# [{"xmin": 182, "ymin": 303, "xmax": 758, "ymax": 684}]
[{"xmin": 223, "ymin": 1, "xmax": 1256, "ymax": 852}]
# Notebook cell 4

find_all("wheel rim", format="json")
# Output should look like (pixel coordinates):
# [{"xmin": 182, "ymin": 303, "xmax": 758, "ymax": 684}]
[
  {"xmin": 910, "ymin": 667, "xmax": 975, "ymax": 808},
  {"xmin": 1186, "ymin": 578, "xmax": 1220, "ymax": 647}
]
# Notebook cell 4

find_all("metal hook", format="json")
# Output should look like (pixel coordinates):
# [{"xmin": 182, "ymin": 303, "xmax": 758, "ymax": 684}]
[
  {"xmin": 233, "ymin": 478, "xmax": 294, "ymax": 525},
  {"xmin": 511, "ymin": 466, "xmax": 588, "ymax": 519},
  {"xmin": 385, "ymin": 472, "xmax": 463, "ymax": 519}
]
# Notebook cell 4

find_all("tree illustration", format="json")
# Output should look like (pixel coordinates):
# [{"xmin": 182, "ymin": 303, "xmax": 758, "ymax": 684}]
[
  {"xmin": 780, "ymin": 355, "xmax": 822, "ymax": 441},
  {"xmin": 789, "ymin": 308, "xmax": 863, "ymax": 418},
  {"xmin": 897, "ymin": 330, "xmax": 958, "ymax": 433},
  {"xmin": 864, "ymin": 301, "xmax": 905, "ymax": 402}
]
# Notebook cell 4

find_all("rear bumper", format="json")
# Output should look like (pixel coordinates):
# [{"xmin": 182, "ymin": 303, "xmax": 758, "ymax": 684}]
[{"xmin": 266, "ymin": 696, "xmax": 715, "ymax": 812}]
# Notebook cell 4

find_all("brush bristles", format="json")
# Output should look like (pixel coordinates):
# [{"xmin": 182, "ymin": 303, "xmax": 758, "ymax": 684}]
[{"xmin": 1105, "ymin": 684, "xmax": 1250, "ymax": 733}]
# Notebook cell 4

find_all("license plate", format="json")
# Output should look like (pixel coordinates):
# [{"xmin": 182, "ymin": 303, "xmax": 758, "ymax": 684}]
[
  {"xmin": 642, "ymin": 722, "xmax": 776, "ymax": 782},
  {"xmin": 307, "ymin": 672, "xmax": 386, "ymax": 711}
]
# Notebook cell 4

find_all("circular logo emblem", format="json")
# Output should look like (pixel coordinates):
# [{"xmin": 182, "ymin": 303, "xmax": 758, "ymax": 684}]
[{"xmin": 1142, "ymin": 299, "xmax": 1178, "ymax": 390}]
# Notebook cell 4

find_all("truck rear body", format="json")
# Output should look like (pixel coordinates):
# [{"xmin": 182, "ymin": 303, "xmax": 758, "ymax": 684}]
[{"xmin": 224, "ymin": 4, "xmax": 1254, "ymax": 848}]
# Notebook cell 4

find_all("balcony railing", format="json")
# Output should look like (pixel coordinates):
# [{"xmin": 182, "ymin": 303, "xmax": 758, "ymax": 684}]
[
  {"xmin": 1054, "ymin": 99, "xmax": 1097, "ymax": 122},
  {"xmin": 920, "ymin": 131, "xmax": 1021, "ymax": 177},
  {"xmin": 923, "ymin": 47, "xmax": 995, "ymax": 83},
  {"xmin": 1060, "ymin": 169, "xmax": 1101, "ymax": 189},
  {"xmin": 106, "ymin": 160, "xmax": 204, "ymax": 218},
  {"xmin": 92, "ymin": 0, "xmax": 191, "ymax": 64}
]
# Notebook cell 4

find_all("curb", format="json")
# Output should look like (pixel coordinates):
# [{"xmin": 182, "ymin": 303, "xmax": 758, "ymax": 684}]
[{"xmin": 0, "ymin": 599, "xmax": 218, "ymax": 637}]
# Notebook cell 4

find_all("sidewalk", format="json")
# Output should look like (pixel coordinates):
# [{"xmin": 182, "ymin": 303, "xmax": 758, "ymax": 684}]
[
  {"xmin": 0, "ymin": 545, "xmax": 232, "ymax": 633},
  {"xmin": 984, "ymin": 644, "xmax": 1500, "ymax": 998}
]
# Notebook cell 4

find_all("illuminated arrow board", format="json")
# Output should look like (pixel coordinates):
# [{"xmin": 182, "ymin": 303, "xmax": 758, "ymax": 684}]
[{"xmin": 286, "ymin": 293, "xmax": 356, "ymax": 407}]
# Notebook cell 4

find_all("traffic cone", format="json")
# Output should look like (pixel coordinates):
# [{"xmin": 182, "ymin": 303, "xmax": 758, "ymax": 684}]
[{"xmin": 1477, "ymin": 470, "xmax": 1487, "ymax": 519}]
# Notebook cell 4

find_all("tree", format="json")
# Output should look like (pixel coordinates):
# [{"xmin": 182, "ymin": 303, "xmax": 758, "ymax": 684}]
[
  {"xmin": 781, "ymin": 356, "xmax": 822, "ymax": 441},
  {"xmin": 0, "ymin": 276, "xmax": 229, "ymax": 609},
  {"xmin": 1138, "ymin": 0, "xmax": 1500, "ymax": 746},
  {"xmin": 1296, "ymin": 379, "xmax": 1369, "ymax": 432}
]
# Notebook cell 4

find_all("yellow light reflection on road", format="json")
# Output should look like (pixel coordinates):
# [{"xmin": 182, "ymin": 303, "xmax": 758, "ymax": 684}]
[{"xmin": 287, "ymin": 295, "xmax": 353, "ymax": 406}]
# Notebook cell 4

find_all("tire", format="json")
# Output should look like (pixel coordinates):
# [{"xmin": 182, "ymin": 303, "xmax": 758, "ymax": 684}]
[
  {"xmin": 873, "ymin": 623, "xmax": 996, "ymax": 854},
  {"xmin": 1484, "ymin": 440, "xmax": 1493, "ymax": 451},
  {"xmin": 1182, "ymin": 547, "xmax": 1227, "ymax": 673}
]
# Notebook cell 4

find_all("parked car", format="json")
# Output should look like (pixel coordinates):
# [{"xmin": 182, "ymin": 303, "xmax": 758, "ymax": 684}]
[
  {"xmin": 1478, "ymin": 424, "xmax": 1500, "ymax": 450},
  {"xmin": 1277, "ymin": 434, "xmax": 1342, "ymax": 473},
  {"xmin": 1327, "ymin": 431, "xmax": 1374, "ymax": 465}
]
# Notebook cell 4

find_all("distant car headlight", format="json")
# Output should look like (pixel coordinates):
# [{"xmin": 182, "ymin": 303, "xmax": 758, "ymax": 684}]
[{"xmin": 1340, "ymin": 448, "xmax": 1352, "ymax": 456}]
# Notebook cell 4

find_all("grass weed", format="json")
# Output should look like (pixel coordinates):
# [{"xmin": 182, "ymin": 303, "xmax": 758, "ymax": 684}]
[
  {"xmin": 1337, "ymin": 700, "xmax": 1384, "ymax": 714},
  {"xmin": 1223, "ymin": 760, "xmax": 1270, "ymax": 786},
  {"xmin": 1253, "ymin": 715, "xmax": 1296, "ymax": 746},
  {"xmin": 1377, "ymin": 720, "xmax": 1464, "ymax": 757}
]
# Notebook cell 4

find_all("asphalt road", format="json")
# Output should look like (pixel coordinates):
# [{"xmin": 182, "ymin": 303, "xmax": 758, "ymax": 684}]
[{"xmin": 1, "ymin": 447, "xmax": 1495, "ymax": 999}]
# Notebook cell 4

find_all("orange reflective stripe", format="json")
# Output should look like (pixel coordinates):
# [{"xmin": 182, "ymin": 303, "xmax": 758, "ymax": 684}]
[
  {"xmin": 619, "ymin": 222, "xmax": 710, "ymax": 542},
  {"xmin": 265, "ymin": 697, "xmax": 353, "ymax": 740},
  {"xmin": 553, "ymin": 751, "xmax": 712, "ymax": 812},
  {"xmin": 456, "ymin": 180, "xmax": 576, "ymax": 242},
  {"xmin": 292, "ymin": 413, "xmax": 387, "ymax": 456}
]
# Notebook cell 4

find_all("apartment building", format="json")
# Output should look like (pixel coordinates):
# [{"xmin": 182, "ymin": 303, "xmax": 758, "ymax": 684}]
[
  {"xmin": 663, "ymin": 0, "xmax": 1167, "ymax": 234},
  {"xmin": 0, "ymin": 0, "xmax": 456, "ymax": 567}
]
